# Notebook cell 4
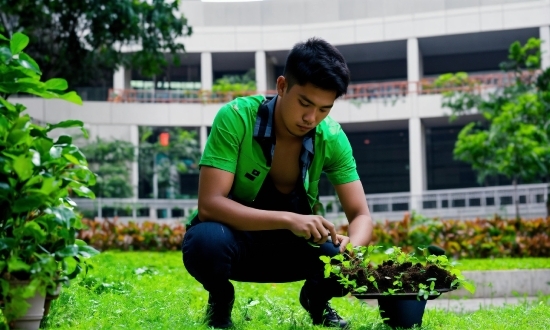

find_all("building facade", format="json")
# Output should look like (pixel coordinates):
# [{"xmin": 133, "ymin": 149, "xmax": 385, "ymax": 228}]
[{"xmin": 22, "ymin": 0, "xmax": 550, "ymax": 220}]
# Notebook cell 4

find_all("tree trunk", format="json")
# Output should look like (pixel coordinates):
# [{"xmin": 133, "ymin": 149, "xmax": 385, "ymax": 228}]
[{"xmin": 513, "ymin": 177, "xmax": 520, "ymax": 220}]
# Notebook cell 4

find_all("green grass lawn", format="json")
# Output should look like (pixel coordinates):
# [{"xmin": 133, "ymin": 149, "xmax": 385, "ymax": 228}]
[{"xmin": 42, "ymin": 252, "xmax": 550, "ymax": 330}]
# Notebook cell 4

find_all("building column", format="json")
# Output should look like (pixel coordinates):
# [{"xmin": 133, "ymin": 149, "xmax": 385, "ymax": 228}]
[
  {"xmin": 409, "ymin": 117, "xmax": 427, "ymax": 211},
  {"xmin": 201, "ymin": 52, "xmax": 213, "ymax": 90},
  {"xmin": 200, "ymin": 125, "xmax": 208, "ymax": 152},
  {"xmin": 130, "ymin": 125, "xmax": 139, "ymax": 219},
  {"xmin": 541, "ymin": 26, "xmax": 550, "ymax": 70},
  {"xmin": 407, "ymin": 38, "xmax": 423, "ymax": 93},
  {"xmin": 255, "ymin": 50, "xmax": 267, "ymax": 92},
  {"xmin": 113, "ymin": 66, "xmax": 131, "ymax": 90},
  {"xmin": 266, "ymin": 55, "xmax": 276, "ymax": 91}
]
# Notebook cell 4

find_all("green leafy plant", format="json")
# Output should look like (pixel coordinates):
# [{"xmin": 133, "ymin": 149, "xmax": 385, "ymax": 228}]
[
  {"xmin": 434, "ymin": 38, "xmax": 550, "ymax": 218},
  {"xmin": 321, "ymin": 244, "xmax": 476, "ymax": 301},
  {"xmin": 0, "ymin": 32, "xmax": 98, "ymax": 325}
]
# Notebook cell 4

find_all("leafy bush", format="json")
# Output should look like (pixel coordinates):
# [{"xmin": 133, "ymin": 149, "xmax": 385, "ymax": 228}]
[
  {"xmin": 0, "ymin": 32, "xmax": 98, "ymax": 324},
  {"xmin": 79, "ymin": 214, "xmax": 549, "ymax": 259},
  {"xmin": 337, "ymin": 213, "xmax": 550, "ymax": 258},
  {"xmin": 78, "ymin": 218, "xmax": 185, "ymax": 251}
]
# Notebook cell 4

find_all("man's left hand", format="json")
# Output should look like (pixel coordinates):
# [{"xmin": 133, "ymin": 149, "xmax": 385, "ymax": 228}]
[{"xmin": 334, "ymin": 234, "xmax": 350, "ymax": 253}]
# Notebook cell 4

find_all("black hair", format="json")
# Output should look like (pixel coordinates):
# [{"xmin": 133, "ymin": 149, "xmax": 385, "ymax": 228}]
[{"xmin": 283, "ymin": 37, "xmax": 350, "ymax": 98}]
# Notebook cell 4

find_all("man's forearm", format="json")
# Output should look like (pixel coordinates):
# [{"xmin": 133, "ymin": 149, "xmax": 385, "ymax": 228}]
[
  {"xmin": 198, "ymin": 195, "xmax": 292, "ymax": 231},
  {"xmin": 347, "ymin": 215, "xmax": 373, "ymax": 247}
]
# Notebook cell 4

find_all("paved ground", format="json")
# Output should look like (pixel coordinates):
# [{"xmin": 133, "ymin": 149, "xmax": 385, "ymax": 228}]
[
  {"xmin": 360, "ymin": 296, "xmax": 539, "ymax": 312},
  {"xmin": 426, "ymin": 296, "xmax": 539, "ymax": 312}
]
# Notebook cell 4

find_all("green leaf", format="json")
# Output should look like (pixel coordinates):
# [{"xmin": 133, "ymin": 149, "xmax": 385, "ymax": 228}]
[
  {"xmin": 23, "ymin": 221, "xmax": 47, "ymax": 241},
  {"xmin": 324, "ymin": 264, "xmax": 331, "ymax": 278},
  {"xmin": 0, "ymin": 96, "xmax": 16, "ymax": 111},
  {"xmin": 75, "ymin": 239, "xmax": 87, "ymax": 247},
  {"xmin": 319, "ymin": 256, "xmax": 330, "ymax": 263},
  {"xmin": 63, "ymin": 153, "xmax": 80, "ymax": 165},
  {"xmin": 44, "ymin": 78, "xmax": 68, "ymax": 91},
  {"xmin": 0, "ymin": 238, "xmax": 16, "ymax": 251},
  {"xmin": 48, "ymin": 206, "xmax": 77, "ymax": 228},
  {"xmin": 59, "ymin": 91, "xmax": 83, "ymax": 105},
  {"xmin": 50, "ymin": 146, "xmax": 62, "ymax": 158},
  {"xmin": 10, "ymin": 32, "xmax": 29, "ymax": 54},
  {"xmin": 461, "ymin": 280, "xmax": 476, "ymax": 294},
  {"xmin": 47, "ymin": 120, "xmax": 84, "ymax": 132},
  {"xmin": 8, "ymin": 257, "xmax": 31, "ymax": 272},
  {"xmin": 55, "ymin": 135, "xmax": 72, "ymax": 145},
  {"xmin": 72, "ymin": 185, "xmax": 95, "ymax": 199},
  {"xmin": 12, "ymin": 195, "xmax": 44, "ymax": 213},
  {"xmin": 307, "ymin": 241, "xmax": 320, "ymax": 248},
  {"xmin": 78, "ymin": 245, "xmax": 99, "ymax": 258},
  {"xmin": 56, "ymin": 245, "xmax": 79, "ymax": 258},
  {"xmin": 0, "ymin": 34, "xmax": 8, "ymax": 41},
  {"xmin": 18, "ymin": 52, "xmax": 40, "ymax": 73},
  {"xmin": 13, "ymin": 156, "xmax": 33, "ymax": 181},
  {"xmin": 0, "ymin": 46, "xmax": 12, "ymax": 63}
]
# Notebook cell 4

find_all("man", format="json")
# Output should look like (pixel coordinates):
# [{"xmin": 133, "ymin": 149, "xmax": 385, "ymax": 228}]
[{"xmin": 182, "ymin": 37, "xmax": 373, "ymax": 329}]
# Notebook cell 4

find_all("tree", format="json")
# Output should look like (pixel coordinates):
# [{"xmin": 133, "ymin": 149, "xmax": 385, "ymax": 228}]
[
  {"xmin": 138, "ymin": 127, "xmax": 201, "ymax": 199},
  {"xmin": 79, "ymin": 138, "xmax": 136, "ymax": 198},
  {"xmin": 0, "ymin": 0, "xmax": 192, "ymax": 88},
  {"xmin": 435, "ymin": 38, "xmax": 550, "ymax": 218}
]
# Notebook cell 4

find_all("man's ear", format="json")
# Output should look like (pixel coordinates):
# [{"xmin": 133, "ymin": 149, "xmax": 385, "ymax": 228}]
[{"xmin": 276, "ymin": 76, "xmax": 286, "ymax": 96}]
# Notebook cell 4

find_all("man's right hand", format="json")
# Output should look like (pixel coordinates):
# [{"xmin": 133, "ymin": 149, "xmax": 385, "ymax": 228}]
[{"xmin": 286, "ymin": 214, "xmax": 338, "ymax": 245}]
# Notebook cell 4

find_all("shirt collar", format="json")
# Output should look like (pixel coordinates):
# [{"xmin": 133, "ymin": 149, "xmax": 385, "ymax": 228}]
[
  {"xmin": 253, "ymin": 95, "xmax": 316, "ymax": 181},
  {"xmin": 253, "ymin": 95, "xmax": 316, "ymax": 140}
]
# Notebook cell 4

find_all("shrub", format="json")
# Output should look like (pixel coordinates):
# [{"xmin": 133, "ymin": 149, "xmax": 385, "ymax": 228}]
[
  {"xmin": 78, "ymin": 218, "xmax": 185, "ymax": 251},
  {"xmin": 338, "ymin": 213, "xmax": 550, "ymax": 258}
]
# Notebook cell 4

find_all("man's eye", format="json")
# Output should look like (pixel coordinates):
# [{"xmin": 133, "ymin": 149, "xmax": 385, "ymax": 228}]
[{"xmin": 299, "ymin": 100, "xmax": 309, "ymax": 107}]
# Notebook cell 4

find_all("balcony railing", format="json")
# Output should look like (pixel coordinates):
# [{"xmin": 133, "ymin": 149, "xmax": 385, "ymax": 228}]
[
  {"xmin": 107, "ymin": 71, "xmax": 536, "ymax": 104},
  {"xmin": 73, "ymin": 183, "xmax": 548, "ymax": 223}
]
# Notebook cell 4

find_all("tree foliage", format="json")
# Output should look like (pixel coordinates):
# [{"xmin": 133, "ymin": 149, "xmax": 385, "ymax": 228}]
[
  {"xmin": 435, "ymin": 38, "xmax": 550, "ymax": 217},
  {"xmin": 212, "ymin": 69, "xmax": 257, "ymax": 93},
  {"xmin": 80, "ymin": 138, "xmax": 135, "ymax": 198},
  {"xmin": 0, "ymin": 0, "xmax": 192, "ymax": 87},
  {"xmin": 139, "ymin": 127, "xmax": 201, "ymax": 199}
]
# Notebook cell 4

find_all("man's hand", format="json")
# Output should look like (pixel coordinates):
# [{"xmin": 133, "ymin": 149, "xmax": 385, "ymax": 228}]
[
  {"xmin": 287, "ymin": 214, "xmax": 338, "ymax": 245},
  {"xmin": 334, "ymin": 234, "xmax": 350, "ymax": 253}
]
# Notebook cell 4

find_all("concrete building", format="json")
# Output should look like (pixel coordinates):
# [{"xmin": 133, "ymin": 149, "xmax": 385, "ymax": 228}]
[{"xmin": 21, "ymin": 0, "xmax": 550, "ymax": 220}]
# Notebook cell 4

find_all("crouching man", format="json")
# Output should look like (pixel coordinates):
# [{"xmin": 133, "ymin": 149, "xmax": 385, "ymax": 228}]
[{"xmin": 182, "ymin": 37, "xmax": 373, "ymax": 329}]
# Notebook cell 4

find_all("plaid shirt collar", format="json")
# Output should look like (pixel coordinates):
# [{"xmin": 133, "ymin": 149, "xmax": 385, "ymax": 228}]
[{"xmin": 253, "ymin": 95, "xmax": 315, "ymax": 183}]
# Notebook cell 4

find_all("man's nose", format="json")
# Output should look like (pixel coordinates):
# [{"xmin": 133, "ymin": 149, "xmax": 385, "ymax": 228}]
[{"xmin": 302, "ymin": 108, "xmax": 316, "ymax": 124}]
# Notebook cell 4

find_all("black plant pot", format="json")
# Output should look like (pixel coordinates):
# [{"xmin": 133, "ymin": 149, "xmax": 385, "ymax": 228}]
[
  {"xmin": 353, "ymin": 288, "xmax": 453, "ymax": 329},
  {"xmin": 377, "ymin": 298, "xmax": 427, "ymax": 329}
]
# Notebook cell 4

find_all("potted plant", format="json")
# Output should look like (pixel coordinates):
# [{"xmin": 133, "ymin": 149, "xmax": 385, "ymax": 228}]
[
  {"xmin": 321, "ymin": 245, "xmax": 476, "ymax": 329},
  {"xmin": 0, "ymin": 32, "xmax": 99, "ymax": 328}
]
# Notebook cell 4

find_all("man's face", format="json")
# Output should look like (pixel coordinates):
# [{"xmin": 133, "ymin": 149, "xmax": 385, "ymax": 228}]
[{"xmin": 276, "ymin": 77, "xmax": 337, "ymax": 138}]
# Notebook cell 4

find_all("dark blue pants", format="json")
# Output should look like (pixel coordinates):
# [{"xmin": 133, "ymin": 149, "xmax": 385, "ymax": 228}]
[{"xmin": 182, "ymin": 221, "xmax": 348, "ymax": 304}]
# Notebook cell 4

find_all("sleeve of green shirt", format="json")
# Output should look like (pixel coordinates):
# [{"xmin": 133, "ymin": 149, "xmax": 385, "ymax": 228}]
[
  {"xmin": 324, "ymin": 129, "xmax": 360, "ymax": 185},
  {"xmin": 199, "ymin": 104, "xmax": 245, "ymax": 174}
]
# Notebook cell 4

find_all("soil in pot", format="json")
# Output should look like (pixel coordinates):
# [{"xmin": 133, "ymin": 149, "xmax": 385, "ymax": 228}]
[{"xmin": 355, "ymin": 260, "xmax": 457, "ymax": 294}]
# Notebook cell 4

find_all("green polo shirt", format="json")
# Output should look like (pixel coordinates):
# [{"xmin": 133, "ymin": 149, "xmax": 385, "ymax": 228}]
[{"xmin": 199, "ymin": 95, "xmax": 359, "ymax": 213}]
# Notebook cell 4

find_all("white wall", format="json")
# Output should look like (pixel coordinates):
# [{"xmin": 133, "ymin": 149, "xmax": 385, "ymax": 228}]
[
  {"xmin": 176, "ymin": 0, "xmax": 550, "ymax": 53},
  {"xmin": 20, "ymin": 94, "xmax": 447, "ymax": 128}
]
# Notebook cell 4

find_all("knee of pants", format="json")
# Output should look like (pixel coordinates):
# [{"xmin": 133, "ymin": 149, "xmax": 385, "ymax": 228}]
[{"xmin": 182, "ymin": 222, "xmax": 238, "ymax": 277}]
